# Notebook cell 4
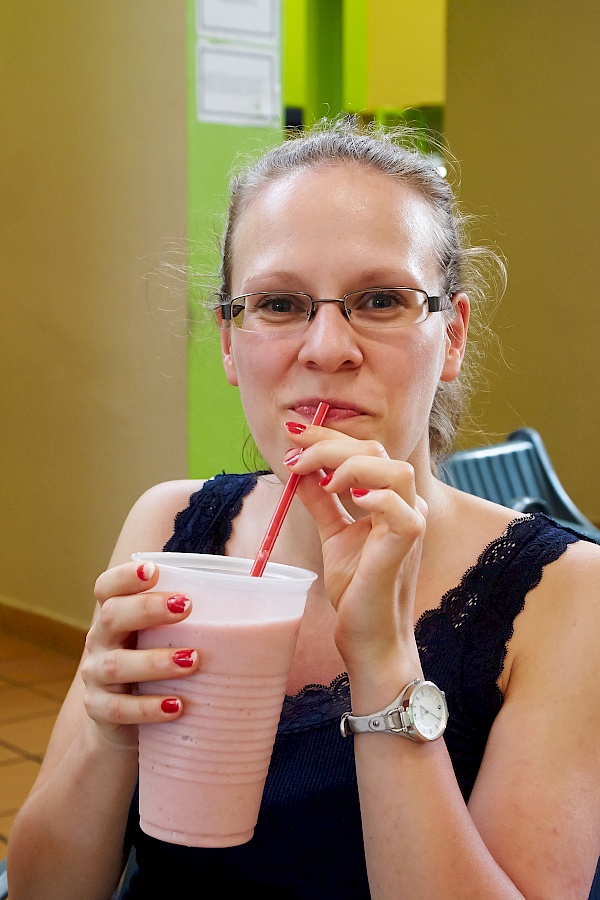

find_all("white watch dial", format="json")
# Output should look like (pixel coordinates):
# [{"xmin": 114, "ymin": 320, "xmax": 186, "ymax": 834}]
[{"xmin": 411, "ymin": 683, "xmax": 448, "ymax": 739}]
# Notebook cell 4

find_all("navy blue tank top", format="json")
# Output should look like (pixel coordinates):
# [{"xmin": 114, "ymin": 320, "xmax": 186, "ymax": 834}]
[{"xmin": 124, "ymin": 473, "xmax": 587, "ymax": 899}]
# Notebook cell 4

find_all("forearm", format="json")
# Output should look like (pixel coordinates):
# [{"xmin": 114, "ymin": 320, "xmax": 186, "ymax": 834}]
[
  {"xmin": 346, "ymin": 655, "xmax": 523, "ymax": 900},
  {"xmin": 355, "ymin": 733, "xmax": 524, "ymax": 900},
  {"xmin": 7, "ymin": 721, "xmax": 138, "ymax": 900}
]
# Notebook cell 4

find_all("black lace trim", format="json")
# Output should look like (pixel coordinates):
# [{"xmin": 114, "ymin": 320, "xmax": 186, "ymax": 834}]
[
  {"xmin": 163, "ymin": 471, "xmax": 270, "ymax": 555},
  {"xmin": 279, "ymin": 673, "xmax": 350, "ymax": 734},
  {"xmin": 415, "ymin": 513, "xmax": 584, "ymax": 703}
]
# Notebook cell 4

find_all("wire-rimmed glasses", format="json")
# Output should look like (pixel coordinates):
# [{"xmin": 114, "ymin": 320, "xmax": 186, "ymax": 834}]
[{"xmin": 219, "ymin": 287, "xmax": 453, "ymax": 333}]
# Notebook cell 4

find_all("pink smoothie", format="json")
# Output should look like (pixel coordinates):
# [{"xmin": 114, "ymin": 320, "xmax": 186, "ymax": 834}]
[{"xmin": 137, "ymin": 612, "xmax": 303, "ymax": 847}]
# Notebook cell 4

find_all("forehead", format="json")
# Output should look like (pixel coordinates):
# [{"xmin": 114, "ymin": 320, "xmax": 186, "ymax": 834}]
[{"xmin": 230, "ymin": 163, "xmax": 440, "ymax": 289}]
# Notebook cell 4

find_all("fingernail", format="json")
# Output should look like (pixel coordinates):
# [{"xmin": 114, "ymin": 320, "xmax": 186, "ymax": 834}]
[
  {"xmin": 285, "ymin": 421, "xmax": 306, "ymax": 434},
  {"xmin": 167, "ymin": 594, "xmax": 191, "ymax": 614},
  {"xmin": 137, "ymin": 562, "xmax": 155, "ymax": 582},
  {"xmin": 285, "ymin": 450, "xmax": 302, "ymax": 466},
  {"xmin": 161, "ymin": 698, "xmax": 181, "ymax": 714},
  {"xmin": 351, "ymin": 488, "xmax": 370, "ymax": 498},
  {"xmin": 172, "ymin": 649, "xmax": 197, "ymax": 668},
  {"xmin": 319, "ymin": 471, "xmax": 334, "ymax": 487}
]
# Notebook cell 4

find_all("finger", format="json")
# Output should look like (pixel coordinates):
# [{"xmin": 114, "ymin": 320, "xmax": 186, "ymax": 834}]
[
  {"xmin": 349, "ymin": 487, "xmax": 426, "ymax": 556},
  {"xmin": 319, "ymin": 456, "xmax": 418, "ymax": 509},
  {"xmin": 81, "ymin": 646, "xmax": 200, "ymax": 692},
  {"xmin": 295, "ymin": 470, "xmax": 355, "ymax": 543},
  {"xmin": 94, "ymin": 560, "xmax": 160, "ymax": 603},
  {"xmin": 290, "ymin": 425, "xmax": 387, "ymax": 472},
  {"xmin": 85, "ymin": 688, "xmax": 185, "ymax": 727},
  {"xmin": 87, "ymin": 590, "xmax": 192, "ymax": 649}
]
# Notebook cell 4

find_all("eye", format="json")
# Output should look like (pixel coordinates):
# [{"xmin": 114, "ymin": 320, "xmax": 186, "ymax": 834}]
[
  {"xmin": 251, "ymin": 293, "xmax": 309, "ymax": 316},
  {"xmin": 349, "ymin": 289, "xmax": 413, "ymax": 314},
  {"xmin": 363, "ymin": 289, "xmax": 408, "ymax": 309}
]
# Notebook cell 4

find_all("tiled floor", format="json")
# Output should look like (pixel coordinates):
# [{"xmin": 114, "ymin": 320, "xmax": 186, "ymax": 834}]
[{"xmin": 0, "ymin": 631, "xmax": 80, "ymax": 863}]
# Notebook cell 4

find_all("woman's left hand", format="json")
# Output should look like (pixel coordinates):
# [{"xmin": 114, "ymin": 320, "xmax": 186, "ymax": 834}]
[{"xmin": 287, "ymin": 422, "xmax": 427, "ymax": 671}]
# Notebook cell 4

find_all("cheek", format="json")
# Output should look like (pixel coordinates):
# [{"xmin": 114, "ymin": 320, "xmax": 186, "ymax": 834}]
[
  {"xmin": 229, "ymin": 335, "xmax": 292, "ymax": 431},
  {"xmin": 392, "ymin": 324, "xmax": 447, "ymax": 382}
]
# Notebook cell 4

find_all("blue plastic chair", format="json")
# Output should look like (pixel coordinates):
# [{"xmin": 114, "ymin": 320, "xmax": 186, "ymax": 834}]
[{"xmin": 437, "ymin": 427, "xmax": 600, "ymax": 543}]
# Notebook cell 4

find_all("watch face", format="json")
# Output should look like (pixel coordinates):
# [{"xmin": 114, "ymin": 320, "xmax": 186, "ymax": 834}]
[{"xmin": 410, "ymin": 682, "xmax": 448, "ymax": 740}]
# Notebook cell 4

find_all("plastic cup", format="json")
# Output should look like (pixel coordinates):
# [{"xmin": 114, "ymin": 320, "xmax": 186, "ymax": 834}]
[{"xmin": 133, "ymin": 552, "xmax": 317, "ymax": 848}]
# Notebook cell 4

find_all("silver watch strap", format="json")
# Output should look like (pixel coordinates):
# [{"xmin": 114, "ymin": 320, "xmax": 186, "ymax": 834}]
[{"xmin": 340, "ymin": 679, "xmax": 421, "ymax": 738}]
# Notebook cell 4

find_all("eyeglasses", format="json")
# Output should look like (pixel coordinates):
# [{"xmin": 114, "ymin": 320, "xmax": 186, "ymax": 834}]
[{"xmin": 219, "ymin": 288, "xmax": 453, "ymax": 333}]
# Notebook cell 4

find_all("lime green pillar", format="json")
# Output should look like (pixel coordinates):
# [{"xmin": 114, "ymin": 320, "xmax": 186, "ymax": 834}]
[
  {"xmin": 187, "ymin": 0, "xmax": 283, "ymax": 477},
  {"xmin": 283, "ymin": 0, "xmax": 344, "ymax": 125}
]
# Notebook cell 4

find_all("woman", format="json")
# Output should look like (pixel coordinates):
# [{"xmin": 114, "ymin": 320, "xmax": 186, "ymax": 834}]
[{"xmin": 8, "ymin": 120, "xmax": 600, "ymax": 899}]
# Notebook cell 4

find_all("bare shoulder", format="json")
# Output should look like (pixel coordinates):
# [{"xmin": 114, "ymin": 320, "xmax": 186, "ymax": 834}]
[
  {"xmin": 503, "ymin": 531, "xmax": 600, "ymax": 693},
  {"xmin": 109, "ymin": 479, "xmax": 206, "ymax": 566}
]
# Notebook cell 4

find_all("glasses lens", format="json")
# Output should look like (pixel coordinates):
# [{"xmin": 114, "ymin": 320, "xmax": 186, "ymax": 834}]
[
  {"xmin": 345, "ymin": 289, "xmax": 428, "ymax": 329},
  {"xmin": 233, "ymin": 293, "xmax": 312, "ymax": 331}
]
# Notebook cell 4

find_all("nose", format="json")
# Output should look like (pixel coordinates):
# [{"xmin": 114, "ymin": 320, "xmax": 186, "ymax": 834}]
[{"xmin": 296, "ymin": 299, "xmax": 363, "ymax": 372}]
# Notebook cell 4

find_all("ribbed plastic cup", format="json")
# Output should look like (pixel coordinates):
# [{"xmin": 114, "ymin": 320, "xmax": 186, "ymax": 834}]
[{"xmin": 133, "ymin": 552, "xmax": 317, "ymax": 848}]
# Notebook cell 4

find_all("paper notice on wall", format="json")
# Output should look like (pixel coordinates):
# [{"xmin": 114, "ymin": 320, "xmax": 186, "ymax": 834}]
[
  {"xmin": 197, "ymin": 43, "xmax": 280, "ymax": 127},
  {"xmin": 197, "ymin": 0, "xmax": 279, "ymax": 43}
]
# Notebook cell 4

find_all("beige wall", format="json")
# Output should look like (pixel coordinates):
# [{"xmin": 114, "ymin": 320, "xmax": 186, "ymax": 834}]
[
  {"xmin": 0, "ymin": 2, "xmax": 188, "ymax": 632},
  {"xmin": 445, "ymin": 1, "xmax": 600, "ymax": 524}
]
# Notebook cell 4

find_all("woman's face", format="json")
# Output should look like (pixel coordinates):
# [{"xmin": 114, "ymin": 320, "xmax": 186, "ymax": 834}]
[{"xmin": 221, "ymin": 163, "xmax": 468, "ymax": 479}]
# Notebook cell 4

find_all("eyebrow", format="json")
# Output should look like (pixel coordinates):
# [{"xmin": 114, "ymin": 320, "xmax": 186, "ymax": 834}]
[{"xmin": 239, "ymin": 268, "xmax": 420, "ymax": 294}]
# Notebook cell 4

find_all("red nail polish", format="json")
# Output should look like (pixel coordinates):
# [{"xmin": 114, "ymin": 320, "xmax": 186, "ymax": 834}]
[
  {"xmin": 351, "ymin": 488, "xmax": 370, "ymax": 498},
  {"xmin": 167, "ymin": 594, "xmax": 190, "ymax": 614},
  {"xmin": 285, "ymin": 451, "xmax": 302, "ymax": 467},
  {"xmin": 285, "ymin": 421, "xmax": 307, "ymax": 434},
  {"xmin": 172, "ymin": 649, "xmax": 196, "ymax": 668},
  {"xmin": 319, "ymin": 472, "xmax": 334, "ymax": 487},
  {"xmin": 161, "ymin": 698, "xmax": 181, "ymax": 714},
  {"xmin": 137, "ymin": 562, "xmax": 154, "ymax": 582}
]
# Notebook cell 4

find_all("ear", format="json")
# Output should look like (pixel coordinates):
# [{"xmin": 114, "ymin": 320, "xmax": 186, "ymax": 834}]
[
  {"xmin": 440, "ymin": 292, "xmax": 470, "ymax": 382},
  {"xmin": 219, "ymin": 316, "xmax": 239, "ymax": 387}
]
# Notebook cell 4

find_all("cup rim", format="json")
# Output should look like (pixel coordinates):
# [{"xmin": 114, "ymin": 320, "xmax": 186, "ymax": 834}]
[{"xmin": 132, "ymin": 552, "xmax": 318, "ymax": 586}]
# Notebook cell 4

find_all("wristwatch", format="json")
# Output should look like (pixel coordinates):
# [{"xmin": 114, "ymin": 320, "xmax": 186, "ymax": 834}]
[{"xmin": 340, "ymin": 678, "xmax": 448, "ymax": 742}]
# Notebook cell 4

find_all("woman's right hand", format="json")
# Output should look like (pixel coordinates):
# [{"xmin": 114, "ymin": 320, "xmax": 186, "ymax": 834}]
[{"xmin": 80, "ymin": 560, "xmax": 200, "ymax": 749}]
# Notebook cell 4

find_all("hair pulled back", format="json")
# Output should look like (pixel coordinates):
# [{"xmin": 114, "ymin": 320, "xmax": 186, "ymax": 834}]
[{"xmin": 218, "ymin": 117, "xmax": 504, "ymax": 463}]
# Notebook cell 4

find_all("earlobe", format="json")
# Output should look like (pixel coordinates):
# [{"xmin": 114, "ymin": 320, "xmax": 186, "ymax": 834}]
[
  {"xmin": 220, "ymin": 323, "xmax": 239, "ymax": 387},
  {"xmin": 440, "ymin": 293, "xmax": 470, "ymax": 383}
]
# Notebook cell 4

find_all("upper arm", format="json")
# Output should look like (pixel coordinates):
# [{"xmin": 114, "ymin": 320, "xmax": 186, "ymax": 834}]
[
  {"xmin": 108, "ymin": 478, "xmax": 205, "ymax": 567},
  {"xmin": 468, "ymin": 541, "xmax": 600, "ymax": 898}
]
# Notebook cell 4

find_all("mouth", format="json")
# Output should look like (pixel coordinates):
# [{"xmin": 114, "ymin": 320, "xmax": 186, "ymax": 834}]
[{"xmin": 290, "ymin": 399, "xmax": 366, "ymax": 423}]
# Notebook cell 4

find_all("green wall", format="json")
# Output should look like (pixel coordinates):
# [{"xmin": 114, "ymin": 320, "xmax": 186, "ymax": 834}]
[{"xmin": 186, "ymin": 1, "xmax": 283, "ymax": 478}]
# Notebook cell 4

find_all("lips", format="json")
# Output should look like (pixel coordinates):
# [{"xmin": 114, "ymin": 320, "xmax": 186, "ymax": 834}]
[{"xmin": 291, "ymin": 400, "xmax": 365, "ymax": 422}]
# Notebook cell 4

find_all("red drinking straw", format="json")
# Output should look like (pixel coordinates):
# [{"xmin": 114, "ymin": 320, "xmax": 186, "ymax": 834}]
[{"xmin": 250, "ymin": 401, "xmax": 330, "ymax": 577}]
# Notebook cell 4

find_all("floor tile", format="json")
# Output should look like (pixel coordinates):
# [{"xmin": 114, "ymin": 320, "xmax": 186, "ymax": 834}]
[
  {"xmin": 0, "ymin": 811, "xmax": 16, "ymax": 843},
  {"xmin": 0, "ymin": 686, "xmax": 61, "ymax": 723},
  {"xmin": 0, "ymin": 634, "xmax": 44, "ymax": 661},
  {"xmin": 0, "ymin": 714, "xmax": 58, "ymax": 759},
  {"xmin": 0, "ymin": 651, "xmax": 79, "ymax": 686},
  {"xmin": 0, "ymin": 758, "xmax": 40, "ymax": 815},
  {"xmin": 36, "ymin": 678, "xmax": 76, "ymax": 702},
  {"xmin": 0, "ymin": 631, "xmax": 79, "ymax": 877},
  {"xmin": 0, "ymin": 745, "xmax": 22, "ymax": 765}
]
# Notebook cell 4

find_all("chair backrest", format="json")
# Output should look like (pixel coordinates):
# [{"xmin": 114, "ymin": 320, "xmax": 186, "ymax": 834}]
[{"xmin": 437, "ymin": 427, "xmax": 599, "ymax": 539}]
